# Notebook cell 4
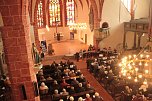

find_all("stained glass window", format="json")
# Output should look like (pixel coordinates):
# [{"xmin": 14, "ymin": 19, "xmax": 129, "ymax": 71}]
[
  {"xmin": 66, "ymin": 0, "xmax": 75, "ymax": 25},
  {"xmin": 121, "ymin": 0, "xmax": 132, "ymax": 12},
  {"xmin": 49, "ymin": 0, "xmax": 62, "ymax": 27},
  {"xmin": 37, "ymin": 0, "xmax": 44, "ymax": 27}
]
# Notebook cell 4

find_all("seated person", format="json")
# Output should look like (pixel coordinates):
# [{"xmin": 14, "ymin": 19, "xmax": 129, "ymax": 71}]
[
  {"xmin": 85, "ymin": 84, "xmax": 94, "ymax": 91},
  {"xmin": 68, "ymin": 96, "xmax": 74, "ymax": 101},
  {"xmin": 76, "ymin": 83, "xmax": 85, "ymax": 93},
  {"xmin": 124, "ymin": 86, "xmax": 133, "ymax": 101},
  {"xmin": 69, "ymin": 86, "xmax": 76, "ymax": 95},
  {"xmin": 93, "ymin": 92, "xmax": 104, "ymax": 101},
  {"xmin": 75, "ymin": 70, "xmax": 82, "ymax": 76},
  {"xmin": 46, "ymin": 75, "xmax": 53, "ymax": 80},
  {"xmin": 53, "ymin": 89, "xmax": 60, "ymax": 98},
  {"xmin": 64, "ymin": 68, "xmax": 70, "ymax": 75},
  {"xmin": 40, "ymin": 76, "xmax": 46, "ymax": 82},
  {"xmin": 39, "ymin": 82, "xmax": 49, "ymax": 94},
  {"xmin": 4, "ymin": 77, "xmax": 11, "ymax": 86},
  {"xmin": 69, "ymin": 70, "xmax": 76, "ymax": 77},
  {"xmin": 77, "ymin": 74, "xmax": 86, "ymax": 82},
  {"xmin": 52, "ymin": 80, "xmax": 60, "ymax": 90},
  {"xmin": 60, "ymin": 79, "xmax": 70, "ymax": 89},
  {"xmin": 132, "ymin": 92, "xmax": 146, "ymax": 101},
  {"xmin": 38, "ymin": 69, "xmax": 43, "ymax": 76},
  {"xmin": 139, "ymin": 83, "xmax": 148, "ymax": 96},
  {"xmin": 78, "ymin": 97, "xmax": 84, "ymax": 101},
  {"xmin": 67, "ymin": 60, "xmax": 71, "ymax": 66},
  {"xmin": 85, "ymin": 94, "xmax": 92, "ymax": 101},
  {"xmin": 124, "ymin": 86, "xmax": 132, "ymax": 95},
  {"xmin": 71, "ymin": 77, "xmax": 79, "ymax": 87},
  {"xmin": 60, "ymin": 88, "xmax": 69, "ymax": 96}
]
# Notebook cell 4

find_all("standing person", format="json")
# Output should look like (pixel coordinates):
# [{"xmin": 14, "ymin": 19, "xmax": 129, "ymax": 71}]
[
  {"xmin": 32, "ymin": 43, "xmax": 41, "ymax": 65},
  {"xmin": 57, "ymin": 33, "xmax": 60, "ymax": 41},
  {"xmin": 40, "ymin": 46, "xmax": 44, "ymax": 59},
  {"xmin": 75, "ymin": 52, "xmax": 79, "ymax": 62}
]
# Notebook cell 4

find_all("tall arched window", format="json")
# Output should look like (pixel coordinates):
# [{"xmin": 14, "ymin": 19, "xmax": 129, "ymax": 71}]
[
  {"xmin": 49, "ymin": 0, "xmax": 62, "ymax": 27},
  {"xmin": 121, "ymin": 0, "xmax": 132, "ymax": 12},
  {"xmin": 66, "ymin": 0, "xmax": 75, "ymax": 25},
  {"xmin": 37, "ymin": 0, "xmax": 45, "ymax": 27}
]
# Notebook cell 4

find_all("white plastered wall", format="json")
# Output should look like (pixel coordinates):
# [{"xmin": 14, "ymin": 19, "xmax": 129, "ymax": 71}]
[{"xmin": 99, "ymin": 0, "xmax": 150, "ymax": 49}]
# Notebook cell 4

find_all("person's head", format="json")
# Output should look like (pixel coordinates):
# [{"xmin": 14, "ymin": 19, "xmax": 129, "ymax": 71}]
[
  {"xmin": 95, "ymin": 92, "xmax": 99, "ymax": 97},
  {"xmin": 69, "ymin": 96, "xmax": 74, "ymax": 101},
  {"xmin": 73, "ymin": 77, "xmax": 77, "ymax": 80},
  {"xmin": 78, "ymin": 83, "xmax": 83, "ymax": 87},
  {"xmin": 6, "ymin": 77, "xmax": 9, "ymax": 80},
  {"xmin": 125, "ymin": 86, "xmax": 129, "ymax": 90},
  {"xmin": 59, "ymin": 99, "xmax": 63, "ymax": 101},
  {"xmin": 80, "ymin": 74, "xmax": 84, "ymax": 78},
  {"xmin": 86, "ymin": 94, "xmax": 90, "ymax": 98},
  {"xmin": 78, "ymin": 97, "xmax": 83, "ymax": 101},
  {"xmin": 54, "ymin": 80, "xmax": 58, "ymax": 84},
  {"xmin": 107, "ymin": 66, "xmax": 111, "ymax": 69},
  {"xmin": 54, "ymin": 89, "xmax": 58, "ymax": 94},
  {"xmin": 71, "ymin": 70, "xmax": 74, "ymax": 73},
  {"xmin": 63, "ymin": 88, "xmax": 66, "ymax": 92},
  {"xmin": 109, "ymin": 70, "xmax": 113, "ymax": 73},
  {"xmin": 41, "ymin": 82, "xmax": 45, "ymax": 87},
  {"xmin": 71, "ymin": 86, "xmax": 74, "ymax": 90},
  {"xmin": 87, "ymin": 84, "xmax": 91, "ymax": 88},
  {"xmin": 40, "ymin": 76, "xmax": 45, "ymax": 81}
]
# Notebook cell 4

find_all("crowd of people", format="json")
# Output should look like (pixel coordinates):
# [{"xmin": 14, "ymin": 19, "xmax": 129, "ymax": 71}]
[
  {"xmin": 86, "ymin": 47, "xmax": 152, "ymax": 101},
  {"xmin": 74, "ymin": 44, "xmax": 117, "ymax": 62},
  {"xmin": 0, "ymin": 75, "xmax": 12, "ymax": 100},
  {"xmin": 37, "ymin": 60, "xmax": 103, "ymax": 101}
]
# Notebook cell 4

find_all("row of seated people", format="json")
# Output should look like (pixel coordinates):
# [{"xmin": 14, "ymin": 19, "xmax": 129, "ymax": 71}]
[
  {"xmin": 87, "ymin": 53, "xmax": 152, "ymax": 101},
  {"xmin": 37, "ymin": 60, "xmax": 77, "ymax": 80},
  {"xmin": 37, "ymin": 60, "xmax": 103, "ymax": 100},
  {"xmin": 51, "ymin": 92, "xmax": 103, "ymax": 101},
  {"xmin": 74, "ymin": 47, "xmax": 118, "ymax": 61}
]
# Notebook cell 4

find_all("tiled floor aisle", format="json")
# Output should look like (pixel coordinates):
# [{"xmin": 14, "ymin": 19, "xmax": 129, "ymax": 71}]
[{"xmin": 51, "ymin": 39, "xmax": 88, "ymax": 56}]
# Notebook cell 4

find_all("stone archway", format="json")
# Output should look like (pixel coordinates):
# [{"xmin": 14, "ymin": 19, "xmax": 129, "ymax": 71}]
[{"xmin": 0, "ymin": 0, "xmax": 40, "ymax": 101}]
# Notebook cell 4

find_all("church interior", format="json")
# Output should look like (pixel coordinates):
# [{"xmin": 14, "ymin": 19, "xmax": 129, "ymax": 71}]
[{"xmin": 0, "ymin": 0, "xmax": 152, "ymax": 101}]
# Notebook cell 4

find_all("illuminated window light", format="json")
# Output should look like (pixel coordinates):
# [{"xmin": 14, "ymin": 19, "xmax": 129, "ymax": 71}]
[
  {"xmin": 145, "ymin": 70, "xmax": 149, "ymax": 74},
  {"xmin": 138, "ymin": 75, "xmax": 142, "ymax": 78}
]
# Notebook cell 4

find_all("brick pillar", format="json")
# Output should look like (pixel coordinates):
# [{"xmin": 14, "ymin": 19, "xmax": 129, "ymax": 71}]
[
  {"xmin": 0, "ymin": 25, "xmax": 40, "ymax": 101},
  {"xmin": 93, "ymin": 18, "xmax": 101, "ymax": 49},
  {"xmin": 89, "ymin": 0, "xmax": 102, "ymax": 49},
  {"xmin": 33, "ymin": 24, "xmax": 40, "ymax": 51}
]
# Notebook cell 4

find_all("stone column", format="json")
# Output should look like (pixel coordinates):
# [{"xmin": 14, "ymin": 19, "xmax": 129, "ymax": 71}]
[
  {"xmin": 0, "ymin": 25, "xmax": 40, "ymax": 101},
  {"xmin": 133, "ymin": 32, "xmax": 137, "ymax": 49},
  {"xmin": 0, "ymin": 0, "xmax": 40, "ymax": 100},
  {"xmin": 123, "ymin": 31, "xmax": 127, "ymax": 49},
  {"xmin": 33, "ymin": 24, "xmax": 40, "ymax": 51},
  {"xmin": 93, "ymin": 29, "xmax": 100, "ymax": 49}
]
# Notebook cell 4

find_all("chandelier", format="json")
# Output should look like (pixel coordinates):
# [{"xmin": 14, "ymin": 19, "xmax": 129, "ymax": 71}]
[
  {"xmin": 69, "ymin": 23, "xmax": 87, "ymax": 30},
  {"xmin": 118, "ymin": 52, "xmax": 152, "ymax": 84}
]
